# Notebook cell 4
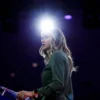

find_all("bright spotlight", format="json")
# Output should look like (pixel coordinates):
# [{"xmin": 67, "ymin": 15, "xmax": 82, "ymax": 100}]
[
  {"xmin": 64, "ymin": 15, "xmax": 72, "ymax": 20},
  {"xmin": 39, "ymin": 18, "xmax": 55, "ymax": 33}
]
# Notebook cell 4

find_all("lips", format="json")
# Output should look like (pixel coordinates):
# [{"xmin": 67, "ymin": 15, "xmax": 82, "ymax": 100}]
[{"xmin": 42, "ymin": 43, "xmax": 46, "ymax": 46}]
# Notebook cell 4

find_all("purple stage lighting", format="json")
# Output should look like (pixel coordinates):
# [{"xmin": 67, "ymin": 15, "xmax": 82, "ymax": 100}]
[{"xmin": 64, "ymin": 15, "xmax": 72, "ymax": 19}]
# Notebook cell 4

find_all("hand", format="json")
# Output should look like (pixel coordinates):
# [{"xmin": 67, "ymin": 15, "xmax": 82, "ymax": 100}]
[{"xmin": 17, "ymin": 90, "xmax": 35, "ymax": 100}]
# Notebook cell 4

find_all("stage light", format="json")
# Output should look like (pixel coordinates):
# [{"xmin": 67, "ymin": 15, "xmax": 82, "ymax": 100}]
[
  {"xmin": 32, "ymin": 63, "xmax": 38, "ymax": 67},
  {"xmin": 64, "ymin": 15, "xmax": 72, "ymax": 19},
  {"xmin": 10, "ymin": 73, "xmax": 15, "ymax": 78},
  {"xmin": 39, "ymin": 17, "xmax": 55, "ymax": 33}
]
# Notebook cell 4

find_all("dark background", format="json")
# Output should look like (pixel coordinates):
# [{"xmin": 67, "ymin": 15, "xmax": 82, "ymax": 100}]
[{"xmin": 0, "ymin": 0, "xmax": 100, "ymax": 100}]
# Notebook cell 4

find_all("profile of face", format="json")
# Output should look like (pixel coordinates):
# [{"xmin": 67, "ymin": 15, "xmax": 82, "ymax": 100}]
[{"xmin": 41, "ymin": 32, "xmax": 52, "ymax": 50}]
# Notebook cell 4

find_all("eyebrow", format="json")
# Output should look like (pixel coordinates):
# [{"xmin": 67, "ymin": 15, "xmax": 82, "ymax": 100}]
[{"xmin": 41, "ymin": 34, "xmax": 48, "ymax": 37}]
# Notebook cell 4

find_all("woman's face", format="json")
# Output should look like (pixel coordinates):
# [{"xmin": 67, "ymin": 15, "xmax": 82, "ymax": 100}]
[{"xmin": 41, "ymin": 33, "xmax": 52, "ymax": 50}]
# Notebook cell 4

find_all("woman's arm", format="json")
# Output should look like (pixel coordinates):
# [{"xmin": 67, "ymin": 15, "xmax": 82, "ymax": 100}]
[{"xmin": 35, "ymin": 51, "xmax": 67, "ymax": 97}]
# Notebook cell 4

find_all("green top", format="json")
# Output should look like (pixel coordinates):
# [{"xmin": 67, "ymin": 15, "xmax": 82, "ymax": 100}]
[{"xmin": 36, "ymin": 50, "xmax": 73, "ymax": 100}]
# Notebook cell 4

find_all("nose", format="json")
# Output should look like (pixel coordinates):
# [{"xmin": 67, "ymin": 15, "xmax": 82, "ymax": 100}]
[
  {"xmin": 41, "ymin": 39, "xmax": 45, "ymax": 44},
  {"xmin": 41, "ymin": 37, "xmax": 46, "ymax": 42}
]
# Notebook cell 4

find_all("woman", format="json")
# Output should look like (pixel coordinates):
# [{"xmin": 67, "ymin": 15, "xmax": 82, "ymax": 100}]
[{"xmin": 17, "ymin": 28, "xmax": 77, "ymax": 100}]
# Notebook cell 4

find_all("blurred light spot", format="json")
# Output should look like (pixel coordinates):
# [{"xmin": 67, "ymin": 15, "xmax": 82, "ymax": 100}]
[
  {"xmin": 39, "ymin": 17, "xmax": 55, "ymax": 32},
  {"xmin": 64, "ymin": 15, "xmax": 72, "ymax": 19},
  {"xmin": 32, "ymin": 63, "xmax": 38, "ymax": 68},
  {"xmin": 10, "ymin": 73, "xmax": 15, "ymax": 78}
]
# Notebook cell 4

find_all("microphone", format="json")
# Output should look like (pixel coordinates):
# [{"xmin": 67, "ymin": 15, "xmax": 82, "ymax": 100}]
[{"xmin": 0, "ymin": 86, "xmax": 34, "ymax": 100}]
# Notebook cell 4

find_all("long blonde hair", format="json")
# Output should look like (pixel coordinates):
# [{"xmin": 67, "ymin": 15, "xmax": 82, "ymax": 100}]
[{"xmin": 39, "ymin": 28, "xmax": 77, "ymax": 73}]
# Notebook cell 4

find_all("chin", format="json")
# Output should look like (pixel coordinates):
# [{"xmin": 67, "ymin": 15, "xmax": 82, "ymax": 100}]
[
  {"xmin": 42, "ymin": 46, "xmax": 46, "ymax": 50},
  {"xmin": 42, "ymin": 46, "xmax": 49, "ymax": 51}
]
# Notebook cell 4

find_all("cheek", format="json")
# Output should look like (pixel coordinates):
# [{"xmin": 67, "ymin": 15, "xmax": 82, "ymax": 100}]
[{"xmin": 46, "ymin": 40, "xmax": 51, "ymax": 47}]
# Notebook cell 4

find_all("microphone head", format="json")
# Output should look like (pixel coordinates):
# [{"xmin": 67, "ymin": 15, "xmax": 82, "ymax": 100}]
[{"xmin": 0, "ymin": 86, "xmax": 5, "ymax": 90}]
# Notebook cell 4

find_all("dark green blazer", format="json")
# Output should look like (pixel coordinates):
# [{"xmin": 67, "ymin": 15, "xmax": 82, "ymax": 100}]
[{"xmin": 36, "ymin": 50, "xmax": 73, "ymax": 100}]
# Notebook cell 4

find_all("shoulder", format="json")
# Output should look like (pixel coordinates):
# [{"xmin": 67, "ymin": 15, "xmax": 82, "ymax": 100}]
[
  {"xmin": 51, "ymin": 50, "xmax": 67, "ymax": 61},
  {"xmin": 52, "ymin": 50, "xmax": 65, "ymax": 56}
]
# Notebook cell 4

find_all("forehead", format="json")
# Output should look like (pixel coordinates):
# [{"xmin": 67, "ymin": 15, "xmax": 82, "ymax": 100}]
[{"xmin": 41, "ymin": 32, "xmax": 52, "ymax": 37}]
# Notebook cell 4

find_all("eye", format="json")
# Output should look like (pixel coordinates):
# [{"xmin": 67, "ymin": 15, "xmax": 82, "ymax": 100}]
[
  {"xmin": 41, "ymin": 35, "xmax": 49, "ymax": 40},
  {"xmin": 45, "ymin": 35, "xmax": 49, "ymax": 38}
]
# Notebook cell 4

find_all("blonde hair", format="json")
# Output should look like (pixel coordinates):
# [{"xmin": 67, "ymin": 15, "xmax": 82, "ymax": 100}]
[{"xmin": 39, "ymin": 28, "xmax": 77, "ymax": 73}]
